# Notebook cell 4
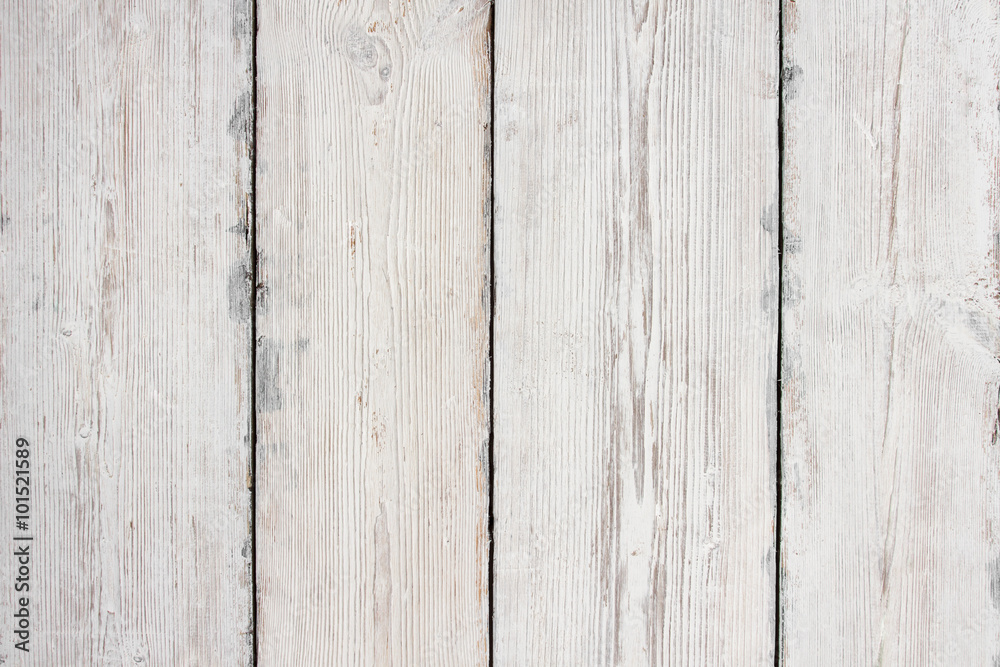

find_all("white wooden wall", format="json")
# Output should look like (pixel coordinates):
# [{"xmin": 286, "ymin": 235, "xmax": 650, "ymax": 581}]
[{"xmin": 0, "ymin": 1, "xmax": 997, "ymax": 665}]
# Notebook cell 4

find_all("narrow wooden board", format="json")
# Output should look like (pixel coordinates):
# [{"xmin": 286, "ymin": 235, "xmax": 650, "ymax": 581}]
[
  {"xmin": 493, "ymin": 1, "xmax": 779, "ymax": 663},
  {"xmin": 254, "ymin": 1, "xmax": 491, "ymax": 663},
  {"xmin": 0, "ymin": 1, "xmax": 254, "ymax": 663},
  {"xmin": 780, "ymin": 1, "xmax": 1000, "ymax": 663}
]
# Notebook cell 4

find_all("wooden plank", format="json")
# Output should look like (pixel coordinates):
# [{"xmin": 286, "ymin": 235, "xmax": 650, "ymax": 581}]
[
  {"xmin": 254, "ymin": 1, "xmax": 491, "ymax": 663},
  {"xmin": 780, "ymin": 1, "xmax": 1000, "ymax": 663},
  {"xmin": 0, "ymin": 1, "xmax": 254, "ymax": 663},
  {"xmin": 493, "ymin": 1, "xmax": 779, "ymax": 663}
]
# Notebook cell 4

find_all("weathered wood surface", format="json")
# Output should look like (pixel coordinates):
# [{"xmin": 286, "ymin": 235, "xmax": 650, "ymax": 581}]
[
  {"xmin": 493, "ymin": 1, "xmax": 780, "ymax": 664},
  {"xmin": 8, "ymin": 1, "xmax": 1000, "ymax": 662},
  {"xmin": 0, "ymin": 1, "xmax": 255, "ymax": 664},
  {"xmin": 780, "ymin": 1, "xmax": 1000, "ymax": 664},
  {"xmin": 254, "ymin": 1, "xmax": 491, "ymax": 663}
]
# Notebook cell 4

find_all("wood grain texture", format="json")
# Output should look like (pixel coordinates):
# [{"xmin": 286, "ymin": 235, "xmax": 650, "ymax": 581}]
[
  {"xmin": 780, "ymin": 1, "xmax": 1000, "ymax": 664},
  {"xmin": 493, "ymin": 1, "xmax": 779, "ymax": 664},
  {"xmin": 0, "ymin": 0, "xmax": 254, "ymax": 664},
  {"xmin": 254, "ymin": 1, "xmax": 491, "ymax": 664}
]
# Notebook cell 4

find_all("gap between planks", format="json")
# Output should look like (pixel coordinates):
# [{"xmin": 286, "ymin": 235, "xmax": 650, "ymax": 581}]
[
  {"xmin": 250, "ymin": 0, "xmax": 260, "ymax": 664},
  {"xmin": 775, "ymin": 0, "xmax": 786, "ymax": 664},
  {"xmin": 487, "ymin": 1, "xmax": 498, "ymax": 666}
]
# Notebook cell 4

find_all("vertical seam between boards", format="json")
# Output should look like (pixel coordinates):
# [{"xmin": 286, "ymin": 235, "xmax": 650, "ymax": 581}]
[
  {"xmin": 775, "ymin": 1, "xmax": 785, "ymax": 665},
  {"xmin": 249, "ymin": 0, "xmax": 260, "ymax": 664},
  {"xmin": 487, "ymin": 1, "xmax": 497, "ymax": 665}
]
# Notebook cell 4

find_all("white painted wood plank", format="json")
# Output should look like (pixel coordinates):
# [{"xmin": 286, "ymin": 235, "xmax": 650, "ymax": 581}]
[
  {"xmin": 0, "ymin": 1, "xmax": 255, "ymax": 663},
  {"xmin": 254, "ymin": 1, "xmax": 491, "ymax": 664},
  {"xmin": 493, "ymin": 2, "xmax": 779, "ymax": 664},
  {"xmin": 781, "ymin": 2, "xmax": 1000, "ymax": 664}
]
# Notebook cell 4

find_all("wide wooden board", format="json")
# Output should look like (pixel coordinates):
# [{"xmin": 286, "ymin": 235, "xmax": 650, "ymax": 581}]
[
  {"xmin": 0, "ymin": 1, "xmax": 255, "ymax": 663},
  {"xmin": 780, "ymin": 1, "xmax": 1000, "ymax": 663},
  {"xmin": 493, "ymin": 1, "xmax": 780, "ymax": 664},
  {"xmin": 254, "ymin": 1, "xmax": 491, "ymax": 663}
]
